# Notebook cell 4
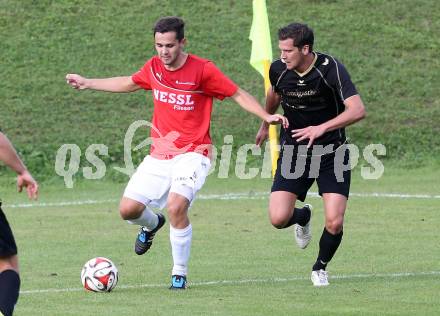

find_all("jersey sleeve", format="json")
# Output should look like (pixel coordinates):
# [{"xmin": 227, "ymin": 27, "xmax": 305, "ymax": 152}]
[
  {"xmin": 327, "ymin": 58, "xmax": 358, "ymax": 101},
  {"xmin": 201, "ymin": 62, "xmax": 238, "ymax": 100},
  {"xmin": 269, "ymin": 63, "xmax": 279, "ymax": 93},
  {"xmin": 269, "ymin": 61, "xmax": 283, "ymax": 93},
  {"xmin": 131, "ymin": 60, "xmax": 152, "ymax": 90}
]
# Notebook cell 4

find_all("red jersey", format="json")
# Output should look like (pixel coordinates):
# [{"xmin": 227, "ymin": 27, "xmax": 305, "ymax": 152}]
[{"xmin": 132, "ymin": 54, "xmax": 238, "ymax": 159}]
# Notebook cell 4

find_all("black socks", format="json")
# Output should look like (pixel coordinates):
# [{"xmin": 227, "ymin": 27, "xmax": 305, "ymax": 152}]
[
  {"xmin": 313, "ymin": 228, "xmax": 343, "ymax": 271},
  {"xmin": 0, "ymin": 269, "xmax": 20, "ymax": 316},
  {"xmin": 283, "ymin": 206, "xmax": 311, "ymax": 228}
]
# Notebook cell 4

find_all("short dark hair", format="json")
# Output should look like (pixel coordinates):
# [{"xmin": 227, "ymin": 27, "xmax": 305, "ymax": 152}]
[
  {"xmin": 278, "ymin": 23, "xmax": 314, "ymax": 51},
  {"xmin": 153, "ymin": 16, "xmax": 185, "ymax": 41}
]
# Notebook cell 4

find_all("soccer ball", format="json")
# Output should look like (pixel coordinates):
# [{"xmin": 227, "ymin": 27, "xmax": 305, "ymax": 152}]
[{"xmin": 81, "ymin": 257, "xmax": 119, "ymax": 292}]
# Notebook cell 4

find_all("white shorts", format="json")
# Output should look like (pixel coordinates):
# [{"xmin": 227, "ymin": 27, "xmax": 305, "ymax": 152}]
[{"xmin": 123, "ymin": 152, "xmax": 211, "ymax": 209}]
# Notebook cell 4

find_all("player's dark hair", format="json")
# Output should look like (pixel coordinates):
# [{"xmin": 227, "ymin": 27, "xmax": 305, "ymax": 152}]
[
  {"xmin": 153, "ymin": 16, "xmax": 185, "ymax": 41},
  {"xmin": 278, "ymin": 23, "xmax": 314, "ymax": 51}
]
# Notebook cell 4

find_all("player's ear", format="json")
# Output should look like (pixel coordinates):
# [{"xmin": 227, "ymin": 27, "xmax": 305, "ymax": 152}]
[
  {"xmin": 180, "ymin": 38, "xmax": 187, "ymax": 47},
  {"xmin": 301, "ymin": 45, "xmax": 310, "ymax": 55}
]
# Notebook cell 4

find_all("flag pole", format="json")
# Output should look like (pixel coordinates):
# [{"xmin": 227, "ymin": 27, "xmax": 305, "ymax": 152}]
[{"xmin": 250, "ymin": 0, "xmax": 279, "ymax": 176}]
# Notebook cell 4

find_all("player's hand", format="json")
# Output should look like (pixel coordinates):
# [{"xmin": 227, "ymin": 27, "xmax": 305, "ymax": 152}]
[
  {"xmin": 265, "ymin": 114, "xmax": 289, "ymax": 129},
  {"xmin": 291, "ymin": 125, "xmax": 327, "ymax": 148},
  {"xmin": 66, "ymin": 74, "xmax": 88, "ymax": 90},
  {"xmin": 17, "ymin": 170, "xmax": 39, "ymax": 200},
  {"xmin": 255, "ymin": 123, "xmax": 269, "ymax": 147}
]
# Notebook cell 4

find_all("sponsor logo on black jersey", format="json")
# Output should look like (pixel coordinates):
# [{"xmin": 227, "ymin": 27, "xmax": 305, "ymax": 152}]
[
  {"xmin": 284, "ymin": 89, "xmax": 317, "ymax": 98},
  {"xmin": 298, "ymin": 79, "xmax": 306, "ymax": 87}
]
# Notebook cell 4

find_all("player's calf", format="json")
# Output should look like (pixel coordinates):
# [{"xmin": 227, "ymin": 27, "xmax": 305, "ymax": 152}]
[{"xmin": 0, "ymin": 269, "xmax": 20, "ymax": 316}]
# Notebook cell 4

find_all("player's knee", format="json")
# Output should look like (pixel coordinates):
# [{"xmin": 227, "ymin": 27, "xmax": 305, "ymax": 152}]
[
  {"xmin": 325, "ymin": 218, "xmax": 343, "ymax": 234},
  {"xmin": 0, "ymin": 255, "xmax": 19, "ymax": 273},
  {"xmin": 119, "ymin": 206, "xmax": 132, "ymax": 220},
  {"xmin": 269, "ymin": 213, "xmax": 288, "ymax": 229},
  {"xmin": 167, "ymin": 201, "xmax": 186, "ymax": 219},
  {"xmin": 119, "ymin": 202, "xmax": 141, "ymax": 220}
]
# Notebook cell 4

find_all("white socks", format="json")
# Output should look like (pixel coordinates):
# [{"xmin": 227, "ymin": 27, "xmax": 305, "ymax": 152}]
[
  {"xmin": 128, "ymin": 209, "xmax": 193, "ymax": 277},
  {"xmin": 126, "ymin": 206, "xmax": 158, "ymax": 231},
  {"xmin": 170, "ymin": 224, "xmax": 192, "ymax": 276}
]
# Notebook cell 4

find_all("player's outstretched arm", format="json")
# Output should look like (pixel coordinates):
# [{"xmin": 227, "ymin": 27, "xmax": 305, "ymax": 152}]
[
  {"xmin": 0, "ymin": 132, "xmax": 38, "ymax": 199},
  {"xmin": 65, "ymin": 74, "xmax": 140, "ymax": 93},
  {"xmin": 255, "ymin": 87, "xmax": 281, "ymax": 147},
  {"xmin": 232, "ymin": 87, "xmax": 288, "ymax": 129}
]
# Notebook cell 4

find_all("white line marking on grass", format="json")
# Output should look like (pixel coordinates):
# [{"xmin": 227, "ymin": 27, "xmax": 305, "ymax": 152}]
[
  {"xmin": 7, "ymin": 199, "xmax": 118, "ymax": 208},
  {"xmin": 20, "ymin": 271, "xmax": 440, "ymax": 294},
  {"xmin": 6, "ymin": 191, "xmax": 440, "ymax": 208},
  {"xmin": 350, "ymin": 192, "xmax": 440, "ymax": 199}
]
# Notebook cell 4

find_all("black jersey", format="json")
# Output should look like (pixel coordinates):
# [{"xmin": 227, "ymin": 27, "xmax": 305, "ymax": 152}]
[{"xmin": 269, "ymin": 52, "xmax": 358, "ymax": 146}]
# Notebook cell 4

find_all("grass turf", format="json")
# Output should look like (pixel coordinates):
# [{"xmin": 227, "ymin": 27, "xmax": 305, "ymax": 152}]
[{"xmin": 1, "ymin": 165, "xmax": 438, "ymax": 315}]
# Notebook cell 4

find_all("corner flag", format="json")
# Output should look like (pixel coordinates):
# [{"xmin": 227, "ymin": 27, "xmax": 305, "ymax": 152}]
[{"xmin": 249, "ymin": 0, "xmax": 279, "ymax": 176}]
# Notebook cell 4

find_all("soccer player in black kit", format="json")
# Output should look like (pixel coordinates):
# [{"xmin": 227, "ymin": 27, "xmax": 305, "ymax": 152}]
[
  {"xmin": 256, "ymin": 23, "xmax": 366, "ymax": 286},
  {"xmin": 0, "ymin": 131, "xmax": 38, "ymax": 315}
]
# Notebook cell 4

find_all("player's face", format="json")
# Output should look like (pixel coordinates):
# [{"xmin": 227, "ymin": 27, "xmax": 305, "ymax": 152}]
[
  {"xmin": 154, "ymin": 32, "xmax": 185, "ymax": 68},
  {"xmin": 279, "ymin": 38, "xmax": 309, "ymax": 70}
]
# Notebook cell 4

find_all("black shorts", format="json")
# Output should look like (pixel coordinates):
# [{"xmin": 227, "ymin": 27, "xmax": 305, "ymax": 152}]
[
  {"xmin": 0, "ymin": 202, "xmax": 18, "ymax": 257},
  {"xmin": 271, "ymin": 144, "xmax": 351, "ymax": 202}
]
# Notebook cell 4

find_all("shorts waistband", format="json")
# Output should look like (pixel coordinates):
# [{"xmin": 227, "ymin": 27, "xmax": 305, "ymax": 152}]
[{"xmin": 281, "ymin": 140, "xmax": 348, "ymax": 157}]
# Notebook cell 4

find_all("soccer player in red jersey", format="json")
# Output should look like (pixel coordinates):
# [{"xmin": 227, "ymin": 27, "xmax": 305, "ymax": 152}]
[
  {"xmin": 66, "ymin": 16, "xmax": 288, "ymax": 289},
  {"xmin": 0, "ymin": 131, "xmax": 38, "ymax": 316}
]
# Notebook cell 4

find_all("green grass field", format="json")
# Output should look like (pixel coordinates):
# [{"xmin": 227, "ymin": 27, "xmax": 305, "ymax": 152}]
[
  {"xmin": 1, "ymin": 0, "xmax": 440, "ymax": 315},
  {"xmin": 1, "ymin": 165, "xmax": 439, "ymax": 315}
]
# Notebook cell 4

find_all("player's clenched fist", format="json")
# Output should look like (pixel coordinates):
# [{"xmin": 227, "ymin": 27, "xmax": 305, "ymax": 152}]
[{"xmin": 66, "ymin": 74, "xmax": 88, "ymax": 89}]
